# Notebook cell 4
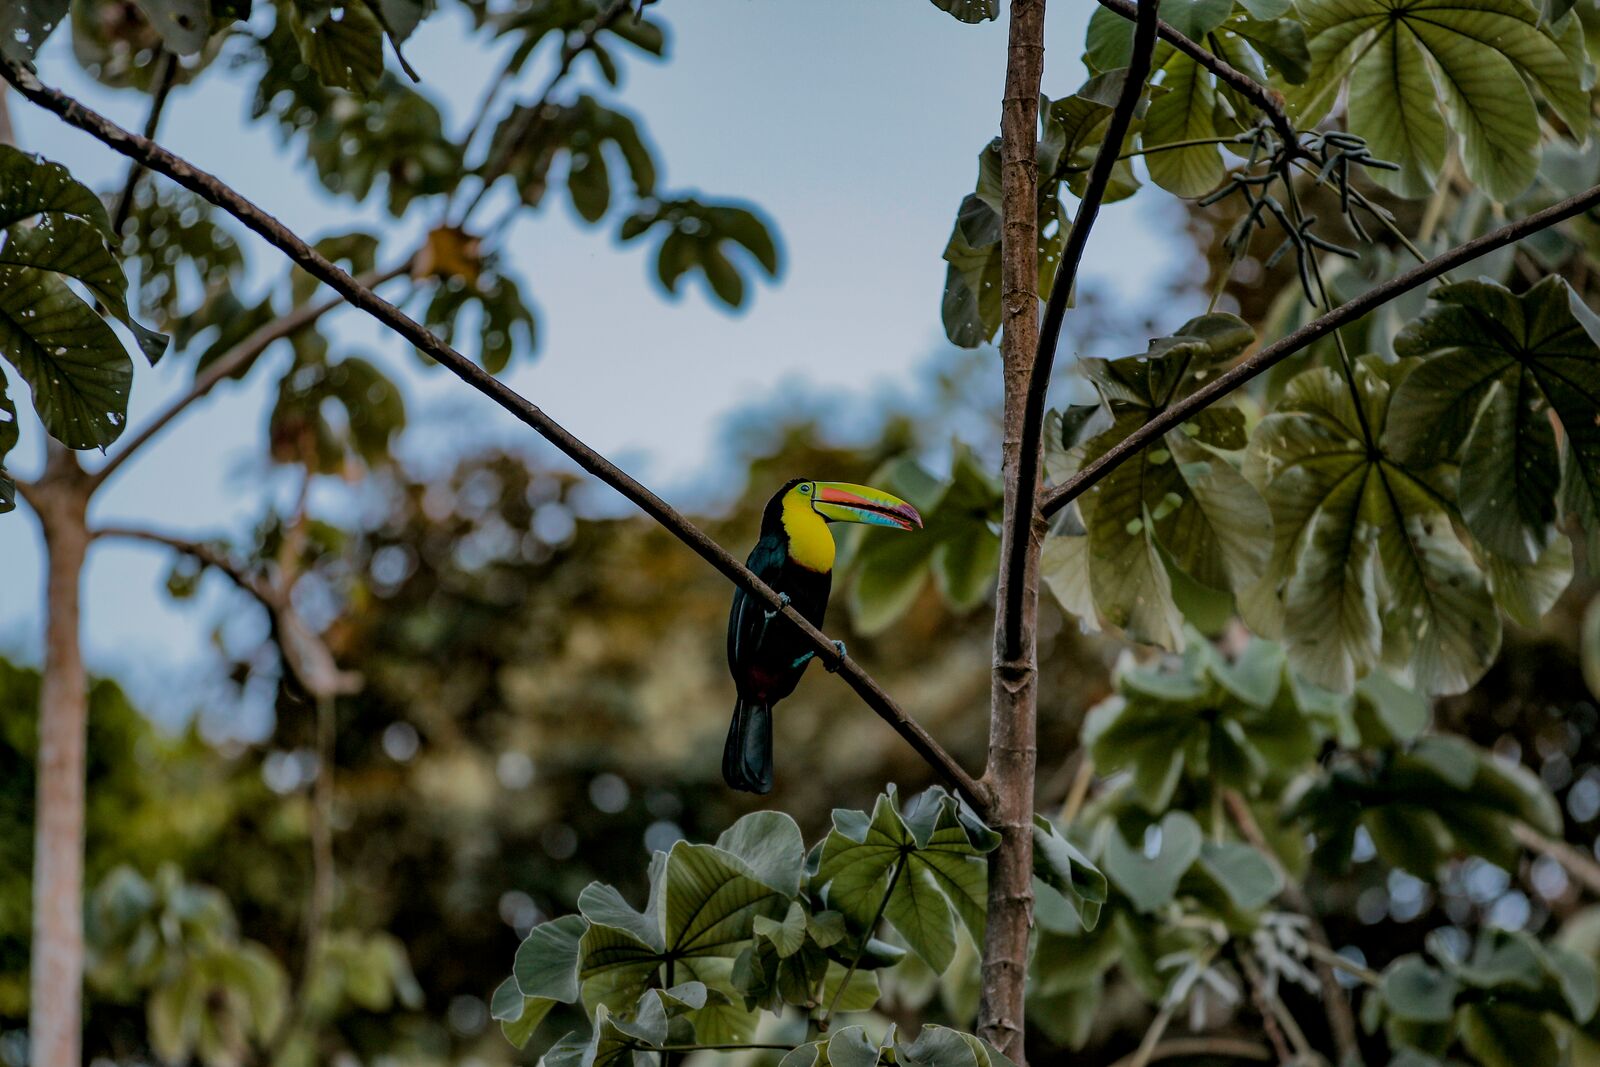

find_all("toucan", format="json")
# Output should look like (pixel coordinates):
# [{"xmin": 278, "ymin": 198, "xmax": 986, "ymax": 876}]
[{"xmin": 723, "ymin": 480, "xmax": 923, "ymax": 793}]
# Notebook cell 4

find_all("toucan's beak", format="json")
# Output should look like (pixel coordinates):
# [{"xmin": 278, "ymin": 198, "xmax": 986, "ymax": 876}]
[{"xmin": 812, "ymin": 482, "xmax": 923, "ymax": 531}]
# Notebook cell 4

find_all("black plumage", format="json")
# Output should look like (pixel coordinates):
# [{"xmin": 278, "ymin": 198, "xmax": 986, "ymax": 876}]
[{"xmin": 723, "ymin": 480, "xmax": 831, "ymax": 794}]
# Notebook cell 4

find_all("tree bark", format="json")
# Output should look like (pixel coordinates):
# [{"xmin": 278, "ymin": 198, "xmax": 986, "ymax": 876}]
[
  {"xmin": 977, "ymin": 0, "xmax": 1046, "ymax": 1060},
  {"xmin": 28, "ymin": 447, "xmax": 92, "ymax": 1067}
]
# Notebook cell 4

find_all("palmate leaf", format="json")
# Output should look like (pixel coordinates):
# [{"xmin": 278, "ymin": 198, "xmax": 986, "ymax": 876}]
[
  {"xmin": 1082, "ymin": 637, "xmax": 1340, "ymax": 813},
  {"xmin": 619, "ymin": 198, "xmax": 781, "ymax": 310},
  {"xmin": 1244, "ymin": 356, "xmax": 1500, "ymax": 695},
  {"xmin": 928, "ymin": 0, "xmax": 998, "ymax": 22},
  {"xmin": 1387, "ymin": 277, "xmax": 1600, "ymax": 565},
  {"xmin": 812, "ymin": 787, "xmax": 998, "ymax": 972},
  {"xmin": 1044, "ymin": 314, "xmax": 1270, "ymax": 649},
  {"xmin": 1287, "ymin": 0, "xmax": 1587, "ymax": 201}
]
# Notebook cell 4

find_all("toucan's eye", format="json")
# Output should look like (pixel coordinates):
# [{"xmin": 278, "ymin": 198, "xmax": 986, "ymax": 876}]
[{"xmin": 800, "ymin": 484, "xmax": 811, "ymax": 495}]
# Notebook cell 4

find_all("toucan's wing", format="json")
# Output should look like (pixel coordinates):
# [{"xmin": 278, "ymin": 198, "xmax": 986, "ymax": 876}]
[{"xmin": 728, "ymin": 533, "xmax": 788, "ymax": 672}]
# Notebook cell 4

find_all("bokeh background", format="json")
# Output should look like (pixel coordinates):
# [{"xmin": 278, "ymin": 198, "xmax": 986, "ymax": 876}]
[{"xmin": 1, "ymin": 1, "xmax": 1597, "ymax": 1065}]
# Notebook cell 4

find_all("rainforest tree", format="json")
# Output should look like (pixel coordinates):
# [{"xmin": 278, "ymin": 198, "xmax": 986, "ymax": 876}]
[{"xmin": 4, "ymin": 0, "xmax": 1600, "ymax": 1066}]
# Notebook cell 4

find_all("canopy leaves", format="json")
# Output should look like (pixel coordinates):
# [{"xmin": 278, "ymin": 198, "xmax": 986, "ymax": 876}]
[{"xmin": 1286, "ymin": 0, "xmax": 1587, "ymax": 200}]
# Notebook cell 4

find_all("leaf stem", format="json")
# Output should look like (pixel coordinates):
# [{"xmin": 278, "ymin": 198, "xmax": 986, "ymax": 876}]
[
  {"xmin": 110, "ymin": 50, "xmax": 179, "ymax": 237},
  {"xmin": 818, "ymin": 854, "xmax": 903, "ymax": 1028}
]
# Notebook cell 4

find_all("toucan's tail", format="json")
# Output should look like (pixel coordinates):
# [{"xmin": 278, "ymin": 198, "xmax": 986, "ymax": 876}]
[{"xmin": 722, "ymin": 698, "xmax": 774, "ymax": 794}]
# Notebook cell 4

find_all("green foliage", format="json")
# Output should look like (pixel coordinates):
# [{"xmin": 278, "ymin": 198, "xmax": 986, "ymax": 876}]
[
  {"xmin": 0, "ymin": 0, "xmax": 69, "ymax": 62},
  {"xmin": 1387, "ymin": 277, "xmax": 1600, "ymax": 567},
  {"xmin": 488, "ymin": 94, "xmax": 657, "ymax": 221},
  {"xmin": 500, "ymin": 790, "xmax": 1044, "ymax": 1055},
  {"xmin": 1286, "ymin": 0, "xmax": 1587, "ymax": 200},
  {"xmin": 1373, "ymin": 929, "xmax": 1597, "ymax": 1064},
  {"xmin": 0, "ymin": 146, "xmax": 165, "ymax": 450},
  {"xmin": 490, "ymin": 0, "xmax": 666, "ymax": 78},
  {"xmin": 87, "ymin": 864, "xmax": 289, "ymax": 1067},
  {"xmin": 845, "ymin": 447, "xmax": 1004, "ymax": 635},
  {"xmin": 1042, "ymin": 313, "xmax": 1267, "ymax": 650},
  {"xmin": 619, "ymin": 198, "xmax": 782, "ymax": 309}
]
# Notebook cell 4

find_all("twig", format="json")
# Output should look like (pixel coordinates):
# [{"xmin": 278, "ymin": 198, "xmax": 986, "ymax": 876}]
[
  {"xmin": 1234, "ymin": 946, "xmax": 1299, "ymax": 1063},
  {"xmin": 110, "ymin": 50, "xmax": 179, "ymax": 236},
  {"xmin": 1000, "ymin": 0, "xmax": 1157, "ymax": 660},
  {"xmin": 1124, "ymin": 1002, "xmax": 1177, "ymax": 1067},
  {"xmin": 89, "ymin": 262, "xmax": 412, "ymax": 491},
  {"xmin": 93, "ymin": 525, "xmax": 274, "ymax": 606},
  {"xmin": 1093, "ymin": 0, "xmax": 1301, "ymax": 156},
  {"xmin": 1058, "ymin": 755, "xmax": 1095, "ymax": 827},
  {"xmin": 1038, "ymin": 179, "xmax": 1600, "ymax": 518},
  {"xmin": 1221, "ymin": 790, "xmax": 1363, "ymax": 1066},
  {"xmin": 1303, "ymin": 942, "xmax": 1380, "ymax": 988},
  {"xmin": 0, "ymin": 58, "xmax": 989, "ymax": 817},
  {"xmin": 1513, "ymin": 821, "xmax": 1600, "ymax": 898},
  {"xmin": 1107, "ymin": 1038, "xmax": 1271, "ymax": 1067}
]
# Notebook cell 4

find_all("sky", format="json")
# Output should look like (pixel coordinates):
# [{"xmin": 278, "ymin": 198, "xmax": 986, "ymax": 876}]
[{"xmin": 0, "ymin": 0, "xmax": 1197, "ymax": 719}]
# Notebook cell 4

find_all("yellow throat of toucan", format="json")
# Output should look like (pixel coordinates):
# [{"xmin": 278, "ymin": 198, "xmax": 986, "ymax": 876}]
[{"xmin": 780, "ymin": 491, "xmax": 835, "ymax": 573}]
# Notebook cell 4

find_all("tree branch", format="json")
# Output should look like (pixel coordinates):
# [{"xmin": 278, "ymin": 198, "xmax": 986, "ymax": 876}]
[
  {"xmin": 89, "ymin": 262, "xmax": 412, "ymax": 491},
  {"xmin": 0, "ymin": 59, "xmax": 989, "ymax": 816},
  {"xmin": 999, "ymin": 0, "xmax": 1156, "ymax": 660},
  {"xmin": 1223, "ymin": 789, "xmax": 1362, "ymax": 1065},
  {"xmin": 1039, "ymin": 181, "xmax": 1600, "ymax": 518},
  {"xmin": 92, "ymin": 525, "xmax": 361, "ymax": 700},
  {"xmin": 1093, "ymin": 0, "xmax": 1300, "ymax": 154},
  {"xmin": 1513, "ymin": 821, "xmax": 1600, "ymax": 898}
]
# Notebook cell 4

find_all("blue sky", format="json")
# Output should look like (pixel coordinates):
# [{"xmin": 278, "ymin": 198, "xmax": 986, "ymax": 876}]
[{"xmin": 0, "ymin": 0, "xmax": 1197, "ymax": 719}]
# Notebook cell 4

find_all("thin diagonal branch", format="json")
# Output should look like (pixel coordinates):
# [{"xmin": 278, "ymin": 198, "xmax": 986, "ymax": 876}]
[
  {"xmin": 110, "ymin": 50, "xmax": 179, "ymax": 235},
  {"xmin": 1, "ymin": 59, "xmax": 989, "ymax": 816},
  {"xmin": 999, "ymin": 0, "xmax": 1156, "ymax": 660},
  {"xmin": 94, "ymin": 525, "xmax": 275, "ymax": 606},
  {"xmin": 1039, "ymin": 180, "xmax": 1600, "ymax": 518},
  {"xmin": 1094, "ymin": 0, "xmax": 1300, "ymax": 154},
  {"xmin": 90, "ymin": 262, "xmax": 413, "ymax": 491}
]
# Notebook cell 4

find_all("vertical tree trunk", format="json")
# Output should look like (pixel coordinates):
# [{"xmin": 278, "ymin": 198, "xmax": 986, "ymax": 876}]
[
  {"xmin": 977, "ymin": 1, "xmax": 1046, "ymax": 1062},
  {"xmin": 28, "ymin": 448, "xmax": 92, "ymax": 1067}
]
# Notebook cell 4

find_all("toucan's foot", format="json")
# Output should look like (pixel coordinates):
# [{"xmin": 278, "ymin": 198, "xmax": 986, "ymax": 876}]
[
  {"xmin": 763, "ymin": 592, "xmax": 791, "ymax": 621},
  {"xmin": 828, "ymin": 640, "xmax": 847, "ymax": 672}
]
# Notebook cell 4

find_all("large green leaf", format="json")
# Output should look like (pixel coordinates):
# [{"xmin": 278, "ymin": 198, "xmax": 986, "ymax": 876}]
[
  {"xmin": 0, "ymin": 148, "xmax": 166, "ymax": 451},
  {"xmin": 1102, "ymin": 812, "xmax": 1203, "ymax": 914},
  {"xmin": 1143, "ymin": 57, "xmax": 1224, "ymax": 198},
  {"xmin": 1084, "ymin": 636, "xmax": 1323, "ymax": 810},
  {"xmin": 1044, "ymin": 314, "xmax": 1269, "ymax": 649},
  {"xmin": 1388, "ymin": 277, "xmax": 1599, "ymax": 566},
  {"xmin": 1245, "ymin": 356, "xmax": 1500, "ymax": 694},
  {"xmin": 813, "ymin": 788, "xmax": 997, "ymax": 971},
  {"xmin": 1288, "ymin": 0, "xmax": 1587, "ymax": 201}
]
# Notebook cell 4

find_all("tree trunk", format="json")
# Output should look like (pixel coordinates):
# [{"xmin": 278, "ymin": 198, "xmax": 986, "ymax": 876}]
[
  {"xmin": 28, "ymin": 447, "xmax": 92, "ymax": 1067},
  {"xmin": 977, "ymin": 1, "xmax": 1046, "ymax": 1062}
]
